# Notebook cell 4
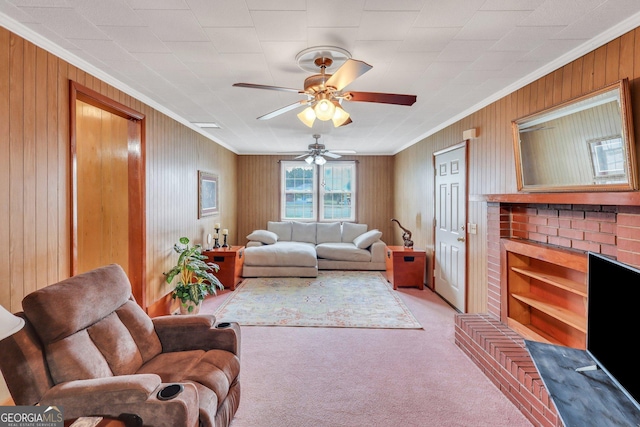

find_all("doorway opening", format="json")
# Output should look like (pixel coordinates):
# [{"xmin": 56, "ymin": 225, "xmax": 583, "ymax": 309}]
[{"xmin": 70, "ymin": 82, "xmax": 146, "ymax": 309}]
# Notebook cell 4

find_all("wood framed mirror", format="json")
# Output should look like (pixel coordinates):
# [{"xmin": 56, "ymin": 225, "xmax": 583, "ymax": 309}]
[{"xmin": 512, "ymin": 79, "xmax": 637, "ymax": 192}]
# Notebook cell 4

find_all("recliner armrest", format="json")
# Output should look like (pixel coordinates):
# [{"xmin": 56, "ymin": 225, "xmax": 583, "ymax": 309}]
[
  {"xmin": 152, "ymin": 315, "xmax": 241, "ymax": 355},
  {"xmin": 43, "ymin": 373, "xmax": 160, "ymax": 403},
  {"xmin": 39, "ymin": 374, "xmax": 200, "ymax": 427}
]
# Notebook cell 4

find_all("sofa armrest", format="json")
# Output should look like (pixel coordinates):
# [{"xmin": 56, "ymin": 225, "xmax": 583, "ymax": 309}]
[
  {"xmin": 370, "ymin": 240, "xmax": 386, "ymax": 263},
  {"xmin": 152, "ymin": 315, "xmax": 241, "ymax": 356},
  {"xmin": 39, "ymin": 374, "xmax": 199, "ymax": 427}
]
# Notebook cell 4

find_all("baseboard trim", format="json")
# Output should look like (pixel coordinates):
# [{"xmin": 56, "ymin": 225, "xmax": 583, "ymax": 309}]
[{"xmin": 146, "ymin": 292, "xmax": 174, "ymax": 317}]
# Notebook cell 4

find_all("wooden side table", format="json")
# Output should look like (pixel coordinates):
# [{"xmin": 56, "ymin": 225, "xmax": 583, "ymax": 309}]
[
  {"xmin": 385, "ymin": 246, "xmax": 426, "ymax": 290},
  {"xmin": 202, "ymin": 246, "xmax": 244, "ymax": 290}
]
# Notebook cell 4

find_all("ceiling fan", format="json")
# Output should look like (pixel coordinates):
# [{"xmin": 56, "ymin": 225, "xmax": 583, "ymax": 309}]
[
  {"xmin": 293, "ymin": 134, "xmax": 355, "ymax": 165},
  {"xmin": 233, "ymin": 46, "xmax": 417, "ymax": 128}
]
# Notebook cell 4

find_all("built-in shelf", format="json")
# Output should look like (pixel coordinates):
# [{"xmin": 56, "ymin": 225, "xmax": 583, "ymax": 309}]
[
  {"xmin": 510, "ymin": 292, "xmax": 587, "ymax": 333},
  {"xmin": 510, "ymin": 266, "xmax": 587, "ymax": 297},
  {"xmin": 501, "ymin": 238, "xmax": 588, "ymax": 349},
  {"xmin": 506, "ymin": 317, "xmax": 558, "ymax": 345}
]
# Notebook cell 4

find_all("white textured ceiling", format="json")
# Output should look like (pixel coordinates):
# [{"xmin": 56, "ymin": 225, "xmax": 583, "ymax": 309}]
[{"xmin": 2, "ymin": 0, "xmax": 640, "ymax": 155}]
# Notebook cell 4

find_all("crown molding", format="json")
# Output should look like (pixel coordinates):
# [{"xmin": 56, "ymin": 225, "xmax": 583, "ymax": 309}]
[
  {"xmin": 0, "ymin": 14, "xmax": 237, "ymax": 154},
  {"xmin": 396, "ymin": 10, "xmax": 640, "ymax": 154}
]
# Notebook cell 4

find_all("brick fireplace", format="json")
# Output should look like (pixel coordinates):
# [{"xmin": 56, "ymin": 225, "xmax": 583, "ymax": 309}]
[{"xmin": 455, "ymin": 197, "xmax": 640, "ymax": 427}]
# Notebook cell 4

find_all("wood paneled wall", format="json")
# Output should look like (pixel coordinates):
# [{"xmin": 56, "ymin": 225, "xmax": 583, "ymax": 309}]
[
  {"xmin": 236, "ymin": 155, "xmax": 395, "ymax": 244},
  {"xmin": 394, "ymin": 28, "xmax": 640, "ymax": 313},
  {"xmin": 0, "ymin": 26, "xmax": 237, "ymax": 311}
]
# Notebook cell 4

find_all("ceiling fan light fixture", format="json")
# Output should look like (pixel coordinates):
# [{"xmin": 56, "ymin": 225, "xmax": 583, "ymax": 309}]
[
  {"xmin": 314, "ymin": 96, "xmax": 336, "ymax": 121},
  {"xmin": 314, "ymin": 155, "xmax": 327, "ymax": 165},
  {"xmin": 304, "ymin": 155, "xmax": 314, "ymax": 164},
  {"xmin": 331, "ymin": 104, "xmax": 350, "ymax": 127},
  {"xmin": 297, "ymin": 107, "xmax": 316, "ymax": 128}
]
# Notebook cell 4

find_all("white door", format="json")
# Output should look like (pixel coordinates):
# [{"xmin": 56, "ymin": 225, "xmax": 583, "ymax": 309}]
[{"xmin": 434, "ymin": 143, "xmax": 467, "ymax": 312}]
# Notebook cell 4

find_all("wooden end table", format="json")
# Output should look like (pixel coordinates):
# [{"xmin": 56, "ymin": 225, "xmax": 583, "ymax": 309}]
[
  {"xmin": 202, "ymin": 246, "xmax": 244, "ymax": 290},
  {"xmin": 385, "ymin": 246, "xmax": 426, "ymax": 290}
]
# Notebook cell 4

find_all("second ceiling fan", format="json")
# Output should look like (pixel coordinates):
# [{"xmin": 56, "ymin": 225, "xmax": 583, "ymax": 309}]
[
  {"xmin": 292, "ymin": 134, "xmax": 355, "ymax": 165},
  {"xmin": 233, "ymin": 46, "xmax": 417, "ymax": 128}
]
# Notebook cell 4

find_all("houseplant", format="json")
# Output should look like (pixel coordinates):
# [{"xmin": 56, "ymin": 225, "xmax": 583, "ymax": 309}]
[{"xmin": 165, "ymin": 237, "xmax": 223, "ymax": 314}]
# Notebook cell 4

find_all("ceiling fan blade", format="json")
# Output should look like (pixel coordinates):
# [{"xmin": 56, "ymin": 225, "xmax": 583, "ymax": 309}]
[
  {"xmin": 257, "ymin": 100, "xmax": 309, "ymax": 120},
  {"xmin": 346, "ymin": 91, "xmax": 417, "ymax": 106},
  {"xmin": 233, "ymin": 83, "xmax": 303, "ymax": 94},
  {"xmin": 339, "ymin": 117, "xmax": 353, "ymax": 127},
  {"xmin": 325, "ymin": 59, "xmax": 372, "ymax": 91},
  {"xmin": 294, "ymin": 153, "xmax": 310, "ymax": 159},
  {"xmin": 323, "ymin": 151, "xmax": 342, "ymax": 159}
]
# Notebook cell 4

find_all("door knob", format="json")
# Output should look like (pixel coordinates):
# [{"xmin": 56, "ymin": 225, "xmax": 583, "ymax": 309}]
[{"xmin": 457, "ymin": 237, "xmax": 466, "ymax": 242}]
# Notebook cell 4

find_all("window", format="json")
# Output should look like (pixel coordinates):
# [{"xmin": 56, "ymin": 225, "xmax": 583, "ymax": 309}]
[
  {"xmin": 589, "ymin": 136, "xmax": 625, "ymax": 180},
  {"xmin": 321, "ymin": 162, "xmax": 355, "ymax": 221},
  {"xmin": 281, "ymin": 160, "xmax": 356, "ymax": 222},
  {"xmin": 281, "ymin": 161, "xmax": 317, "ymax": 220}
]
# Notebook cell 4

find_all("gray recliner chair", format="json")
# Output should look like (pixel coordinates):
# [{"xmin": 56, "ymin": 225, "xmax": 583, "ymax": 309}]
[{"xmin": 0, "ymin": 264, "xmax": 241, "ymax": 427}]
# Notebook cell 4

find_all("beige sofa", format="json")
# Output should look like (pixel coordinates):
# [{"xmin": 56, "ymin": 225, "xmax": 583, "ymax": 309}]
[
  {"xmin": 0, "ymin": 264, "xmax": 241, "ymax": 427},
  {"xmin": 242, "ymin": 221, "xmax": 386, "ymax": 277}
]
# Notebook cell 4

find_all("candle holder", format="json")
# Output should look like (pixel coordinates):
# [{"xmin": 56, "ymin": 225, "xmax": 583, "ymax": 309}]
[
  {"xmin": 222, "ymin": 234, "xmax": 229, "ymax": 248},
  {"xmin": 213, "ymin": 228, "xmax": 221, "ymax": 249}
]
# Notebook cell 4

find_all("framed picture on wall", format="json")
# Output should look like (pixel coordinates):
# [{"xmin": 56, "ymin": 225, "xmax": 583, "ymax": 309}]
[{"xmin": 198, "ymin": 171, "xmax": 219, "ymax": 218}]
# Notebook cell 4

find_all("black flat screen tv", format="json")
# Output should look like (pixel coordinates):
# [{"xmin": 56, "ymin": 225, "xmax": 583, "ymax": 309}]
[{"xmin": 587, "ymin": 252, "xmax": 640, "ymax": 409}]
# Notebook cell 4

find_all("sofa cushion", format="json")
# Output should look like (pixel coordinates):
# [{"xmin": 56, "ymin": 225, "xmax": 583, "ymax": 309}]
[
  {"xmin": 292, "ymin": 221, "xmax": 317, "ymax": 244},
  {"xmin": 184, "ymin": 350, "xmax": 240, "ymax": 407},
  {"xmin": 353, "ymin": 229, "xmax": 383, "ymax": 249},
  {"xmin": 246, "ymin": 229, "xmax": 278, "ymax": 245},
  {"xmin": 316, "ymin": 222, "xmax": 341, "ymax": 244},
  {"xmin": 267, "ymin": 221, "xmax": 292, "ymax": 241},
  {"xmin": 244, "ymin": 241, "xmax": 317, "ymax": 267},
  {"xmin": 342, "ymin": 223, "xmax": 368, "ymax": 243},
  {"xmin": 316, "ymin": 243, "xmax": 372, "ymax": 262},
  {"xmin": 136, "ymin": 350, "xmax": 205, "ymax": 383}
]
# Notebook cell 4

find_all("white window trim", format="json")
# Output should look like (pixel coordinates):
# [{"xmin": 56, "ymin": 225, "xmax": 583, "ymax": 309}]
[{"xmin": 280, "ymin": 160, "xmax": 356, "ymax": 222}]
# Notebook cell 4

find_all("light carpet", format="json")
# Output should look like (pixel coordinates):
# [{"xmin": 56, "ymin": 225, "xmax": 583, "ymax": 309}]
[{"xmin": 212, "ymin": 271, "xmax": 422, "ymax": 329}]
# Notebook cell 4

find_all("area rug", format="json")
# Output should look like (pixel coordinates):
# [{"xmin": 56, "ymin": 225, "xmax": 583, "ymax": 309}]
[{"xmin": 212, "ymin": 271, "xmax": 422, "ymax": 329}]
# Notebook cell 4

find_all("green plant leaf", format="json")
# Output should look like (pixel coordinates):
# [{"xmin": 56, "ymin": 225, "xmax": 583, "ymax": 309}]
[
  {"xmin": 167, "ymin": 237, "xmax": 224, "ymax": 303},
  {"xmin": 164, "ymin": 266, "xmax": 180, "ymax": 284}
]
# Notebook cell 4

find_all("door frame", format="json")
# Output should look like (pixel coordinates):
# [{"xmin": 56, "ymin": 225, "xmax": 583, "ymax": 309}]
[
  {"xmin": 69, "ymin": 81, "xmax": 147, "ymax": 309},
  {"xmin": 432, "ymin": 140, "xmax": 468, "ymax": 312}
]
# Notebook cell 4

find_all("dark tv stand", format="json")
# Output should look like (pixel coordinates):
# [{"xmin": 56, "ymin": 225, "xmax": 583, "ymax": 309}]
[{"xmin": 525, "ymin": 340, "xmax": 640, "ymax": 427}]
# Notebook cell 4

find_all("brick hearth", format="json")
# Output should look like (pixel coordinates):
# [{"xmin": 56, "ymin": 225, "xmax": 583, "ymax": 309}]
[
  {"xmin": 455, "ymin": 314, "xmax": 558, "ymax": 427},
  {"xmin": 455, "ymin": 202, "xmax": 640, "ymax": 427}
]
